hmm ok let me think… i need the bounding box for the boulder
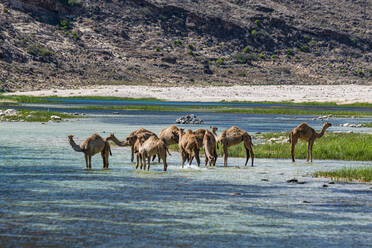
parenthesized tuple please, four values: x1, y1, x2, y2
(176, 114, 204, 124)
(50, 115, 62, 121)
(4, 109, 17, 116)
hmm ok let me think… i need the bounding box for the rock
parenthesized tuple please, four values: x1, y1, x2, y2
(302, 200, 311, 204)
(4, 109, 17, 116)
(176, 114, 204, 124)
(231, 193, 241, 196)
(26, 114, 33, 119)
(261, 178, 269, 181)
(50, 115, 62, 121)
(328, 181, 335, 184)
(322, 184, 328, 188)
(0, 110, 4, 116)
(113, 112, 119, 115)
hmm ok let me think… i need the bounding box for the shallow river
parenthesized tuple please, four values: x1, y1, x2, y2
(0, 117, 371, 247)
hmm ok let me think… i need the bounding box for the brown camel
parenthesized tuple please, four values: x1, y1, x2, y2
(178, 128, 200, 168)
(106, 132, 155, 168)
(192, 128, 206, 148)
(137, 135, 171, 171)
(156, 125, 179, 162)
(217, 126, 254, 167)
(112, 128, 155, 162)
(67, 134, 112, 169)
(159, 125, 180, 146)
(289, 122, 332, 162)
(203, 129, 217, 166)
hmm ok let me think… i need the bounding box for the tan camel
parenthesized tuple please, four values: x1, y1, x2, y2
(217, 126, 254, 167)
(67, 134, 112, 169)
(137, 135, 171, 171)
(178, 128, 200, 168)
(110, 128, 155, 162)
(159, 125, 180, 146)
(192, 128, 206, 148)
(203, 129, 217, 166)
(289, 122, 332, 162)
(156, 125, 179, 162)
(106, 132, 154, 168)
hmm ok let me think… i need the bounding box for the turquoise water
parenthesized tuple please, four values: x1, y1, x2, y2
(0, 119, 371, 247)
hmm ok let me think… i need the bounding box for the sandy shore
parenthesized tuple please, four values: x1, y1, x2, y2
(7, 85, 372, 103)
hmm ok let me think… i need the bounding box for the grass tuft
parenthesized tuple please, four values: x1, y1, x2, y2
(314, 166, 372, 182)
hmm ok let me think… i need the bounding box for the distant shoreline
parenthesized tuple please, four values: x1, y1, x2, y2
(6, 85, 372, 104)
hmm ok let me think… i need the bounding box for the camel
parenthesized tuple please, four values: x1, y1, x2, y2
(217, 126, 254, 167)
(111, 128, 155, 162)
(203, 129, 217, 166)
(106, 132, 154, 168)
(289, 122, 332, 162)
(67, 134, 112, 169)
(137, 135, 171, 171)
(192, 128, 207, 148)
(178, 128, 200, 168)
(156, 125, 179, 162)
(158, 125, 180, 146)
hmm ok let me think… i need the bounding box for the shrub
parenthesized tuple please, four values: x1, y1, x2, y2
(238, 72, 246, 77)
(231, 53, 257, 64)
(154, 47, 161, 52)
(299, 45, 310, 52)
(3, 7, 8, 13)
(27, 44, 52, 57)
(286, 49, 294, 56)
(254, 20, 260, 25)
(243, 46, 250, 53)
(173, 40, 183, 47)
(72, 32, 79, 40)
(188, 44, 195, 51)
(251, 30, 257, 35)
(227, 70, 233, 74)
(216, 58, 224, 66)
(258, 53, 265, 59)
(156, 32, 161, 36)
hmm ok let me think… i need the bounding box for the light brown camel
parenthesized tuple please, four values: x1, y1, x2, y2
(203, 129, 217, 166)
(192, 128, 207, 148)
(217, 126, 254, 167)
(137, 135, 171, 171)
(112, 128, 155, 162)
(156, 125, 179, 162)
(106, 132, 155, 168)
(159, 125, 180, 146)
(178, 128, 200, 168)
(67, 134, 112, 169)
(289, 122, 332, 162)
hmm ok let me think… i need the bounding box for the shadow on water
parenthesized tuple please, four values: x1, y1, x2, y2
(1, 159, 371, 247)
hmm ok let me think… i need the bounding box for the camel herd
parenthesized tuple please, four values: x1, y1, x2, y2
(67, 122, 332, 171)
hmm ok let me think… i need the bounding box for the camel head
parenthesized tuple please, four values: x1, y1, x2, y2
(171, 130, 179, 143)
(323, 122, 332, 129)
(210, 126, 218, 133)
(106, 133, 115, 140)
(178, 128, 185, 137)
(124, 136, 136, 146)
(67, 134, 74, 141)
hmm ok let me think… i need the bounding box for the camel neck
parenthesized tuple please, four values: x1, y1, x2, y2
(109, 135, 126, 146)
(316, 126, 328, 138)
(69, 138, 83, 152)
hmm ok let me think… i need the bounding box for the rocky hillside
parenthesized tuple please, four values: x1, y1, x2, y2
(0, 0, 371, 91)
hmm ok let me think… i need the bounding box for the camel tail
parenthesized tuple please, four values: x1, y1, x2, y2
(166, 146, 171, 156)
(289, 132, 293, 144)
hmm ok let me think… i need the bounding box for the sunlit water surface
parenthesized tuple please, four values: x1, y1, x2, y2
(0, 118, 371, 247)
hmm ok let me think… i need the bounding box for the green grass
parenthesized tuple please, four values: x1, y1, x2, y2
(171, 133, 372, 161)
(361, 122, 372, 127)
(314, 166, 372, 182)
(1, 109, 78, 122)
(220, 100, 372, 108)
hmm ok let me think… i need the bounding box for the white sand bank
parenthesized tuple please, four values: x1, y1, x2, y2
(7, 85, 372, 103)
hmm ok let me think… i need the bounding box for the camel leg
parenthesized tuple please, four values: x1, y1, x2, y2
(147, 156, 151, 171)
(142, 155, 146, 170)
(309, 140, 315, 162)
(290, 136, 297, 162)
(161, 151, 168, 171)
(132, 145, 137, 163)
(101, 151, 106, 168)
(105, 150, 109, 168)
(195, 148, 200, 167)
(205, 156, 208, 166)
(244, 141, 254, 167)
(213, 150, 218, 166)
(88, 155, 92, 169)
(84, 153, 88, 169)
(136, 153, 140, 169)
(223, 145, 228, 167)
(181, 151, 186, 168)
(306, 141, 311, 162)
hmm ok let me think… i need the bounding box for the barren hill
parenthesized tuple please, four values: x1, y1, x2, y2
(0, 0, 371, 91)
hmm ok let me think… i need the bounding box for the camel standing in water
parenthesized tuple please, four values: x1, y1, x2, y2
(67, 134, 112, 169)
(203, 129, 217, 166)
(137, 135, 171, 171)
(289, 122, 332, 162)
(178, 128, 200, 168)
(115, 128, 155, 162)
(217, 126, 254, 167)
(106, 132, 154, 168)
(157, 125, 179, 162)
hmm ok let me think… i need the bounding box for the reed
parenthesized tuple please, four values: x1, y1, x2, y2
(314, 166, 372, 182)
